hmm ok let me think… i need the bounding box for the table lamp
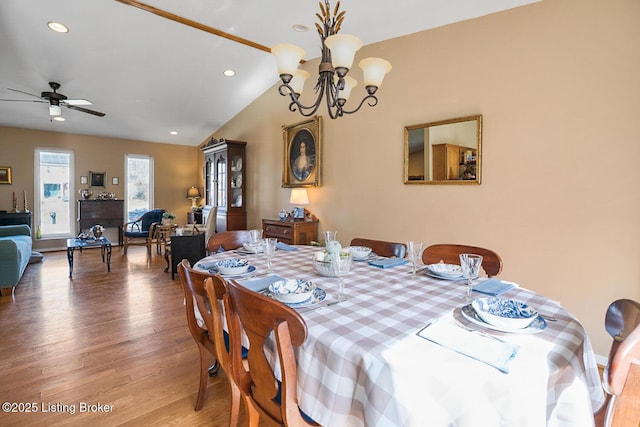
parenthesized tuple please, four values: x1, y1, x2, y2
(289, 188, 309, 219)
(186, 186, 201, 210)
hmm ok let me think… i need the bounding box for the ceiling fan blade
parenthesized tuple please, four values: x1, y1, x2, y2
(0, 98, 45, 103)
(64, 99, 93, 106)
(8, 87, 42, 99)
(66, 104, 106, 117)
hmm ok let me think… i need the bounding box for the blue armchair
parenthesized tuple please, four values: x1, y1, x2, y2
(123, 209, 165, 255)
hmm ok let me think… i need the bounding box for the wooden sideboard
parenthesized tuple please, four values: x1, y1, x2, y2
(262, 218, 318, 245)
(0, 212, 32, 227)
(77, 200, 124, 245)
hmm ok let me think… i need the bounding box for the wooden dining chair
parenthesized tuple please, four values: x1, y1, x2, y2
(224, 278, 320, 427)
(206, 230, 251, 254)
(422, 243, 503, 277)
(177, 259, 242, 425)
(594, 299, 640, 427)
(350, 237, 406, 258)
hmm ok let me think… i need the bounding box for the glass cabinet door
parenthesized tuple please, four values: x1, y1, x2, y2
(230, 155, 243, 208)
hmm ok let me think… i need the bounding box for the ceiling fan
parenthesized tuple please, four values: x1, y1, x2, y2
(0, 82, 106, 117)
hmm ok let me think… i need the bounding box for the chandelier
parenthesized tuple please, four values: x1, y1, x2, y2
(271, 1, 392, 119)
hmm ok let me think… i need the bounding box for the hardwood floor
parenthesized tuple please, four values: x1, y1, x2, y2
(0, 246, 248, 426)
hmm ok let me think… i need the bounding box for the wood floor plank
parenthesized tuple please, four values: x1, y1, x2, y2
(0, 247, 250, 426)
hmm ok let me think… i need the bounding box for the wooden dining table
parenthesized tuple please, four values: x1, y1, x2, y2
(196, 245, 605, 427)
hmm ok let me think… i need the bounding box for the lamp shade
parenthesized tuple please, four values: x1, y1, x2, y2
(289, 188, 309, 205)
(289, 69, 310, 95)
(324, 34, 363, 70)
(186, 186, 201, 199)
(359, 57, 392, 88)
(271, 43, 306, 76)
(49, 105, 62, 116)
(336, 76, 358, 101)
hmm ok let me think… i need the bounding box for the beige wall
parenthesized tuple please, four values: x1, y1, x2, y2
(205, 0, 640, 356)
(0, 126, 200, 250)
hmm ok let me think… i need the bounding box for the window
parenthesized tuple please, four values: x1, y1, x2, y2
(35, 148, 74, 238)
(125, 154, 153, 221)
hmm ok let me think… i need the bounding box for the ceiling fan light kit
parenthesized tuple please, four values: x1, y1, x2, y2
(271, 0, 392, 119)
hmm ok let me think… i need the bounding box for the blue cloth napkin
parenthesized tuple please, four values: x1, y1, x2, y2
(368, 257, 408, 269)
(276, 242, 298, 251)
(237, 274, 285, 292)
(417, 318, 520, 373)
(473, 278, 515, 296)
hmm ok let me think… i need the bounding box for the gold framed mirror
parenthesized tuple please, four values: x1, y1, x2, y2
(404, 115, 482, 185)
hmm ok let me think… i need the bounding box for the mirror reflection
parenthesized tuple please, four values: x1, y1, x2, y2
(404, 115, 482, 185)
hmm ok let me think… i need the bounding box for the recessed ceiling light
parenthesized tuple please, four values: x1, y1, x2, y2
(169, 130, 178, 135)
(223, 69, 236, 77)
(53, 116, 65, 122)
(47, 21, 69, 33)
(292, 24, 309, 32)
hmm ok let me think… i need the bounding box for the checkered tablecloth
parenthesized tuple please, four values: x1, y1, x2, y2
(198, 246, 604, 427)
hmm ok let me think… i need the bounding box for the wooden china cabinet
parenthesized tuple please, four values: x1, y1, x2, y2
(201, 138, 247, 232)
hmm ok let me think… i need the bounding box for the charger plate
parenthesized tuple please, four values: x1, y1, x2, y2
(455, 304, 547, 334)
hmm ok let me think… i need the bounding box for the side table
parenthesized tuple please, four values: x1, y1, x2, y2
(262, 218, 319, 245)
(66, 237, 112, 278)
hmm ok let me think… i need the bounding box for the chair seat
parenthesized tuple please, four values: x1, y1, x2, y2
(124, 231, 150, 238)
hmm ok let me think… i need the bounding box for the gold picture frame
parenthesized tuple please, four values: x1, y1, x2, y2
(0, 166, 12, 184)
(282, 116, 322, 187)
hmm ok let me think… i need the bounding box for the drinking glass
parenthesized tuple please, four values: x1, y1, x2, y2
(407, 241, 424, 276)
(264, 238, 277, 272)
(333, 253, 352, 302)
(249, 229, 262, 243)
(459, 253, 483, 301)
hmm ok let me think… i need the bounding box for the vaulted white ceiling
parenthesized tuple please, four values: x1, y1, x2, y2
(0, 0, 539, 146)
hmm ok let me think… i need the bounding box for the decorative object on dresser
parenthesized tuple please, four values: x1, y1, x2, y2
(201, 138, 246, 231)
(289, 188, 310, 219)
(282, 116, 322, 187)
(77, 199, 124, 246)
(262, 218, 318, 246)
(271, 0, 391, 119)
(186, 186, 201, 210)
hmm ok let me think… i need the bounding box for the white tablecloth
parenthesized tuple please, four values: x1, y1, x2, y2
(196, 246, 604, 426)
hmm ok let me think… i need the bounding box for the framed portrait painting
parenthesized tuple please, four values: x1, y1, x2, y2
(90, 171, 106, 187)
(282, 116, 322, 187)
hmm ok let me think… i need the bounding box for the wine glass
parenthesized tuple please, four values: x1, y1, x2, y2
(407, 241, 424, 276)
(333, 253, 352, 302)
(264, 238, 277, 273)
(459, 253, 483, 301)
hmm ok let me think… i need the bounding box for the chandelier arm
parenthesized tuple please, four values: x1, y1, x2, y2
(338, 94, 379, 115)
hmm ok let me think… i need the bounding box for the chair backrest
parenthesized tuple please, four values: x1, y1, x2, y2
(422, 243, 503, 277)
(203, 206, 218, 244)
(350, 237, 406, 258)
(177, 259, 215, 346)
(206, 230, 251, 254)
(224, 279, 314, 426)
(140, 209, 165, 231)
(595, 299, 640, 427)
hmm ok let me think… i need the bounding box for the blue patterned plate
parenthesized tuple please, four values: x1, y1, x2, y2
(206, 264, 257, 278)
(264, 287, 326, 308)
(459, 304, 547, 334)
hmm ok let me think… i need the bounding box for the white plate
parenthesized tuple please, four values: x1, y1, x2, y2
(426, 263, 463, 278)
(458, 304, 547, 334)
(352, 252, 377, 262)
(207, 264, 257, 278)
(264, 287, 327, 308)
(425, 270, 463, 281)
